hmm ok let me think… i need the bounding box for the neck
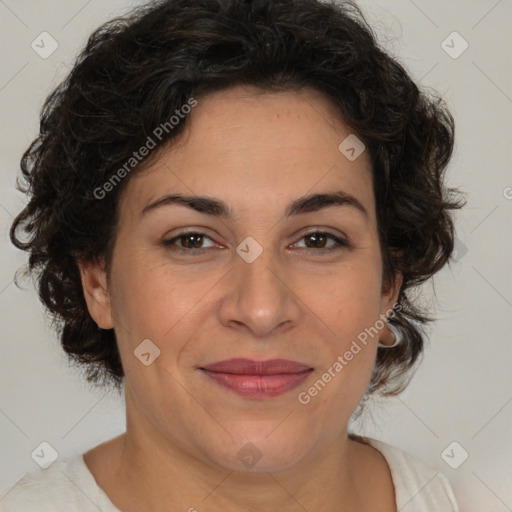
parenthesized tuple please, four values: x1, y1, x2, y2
(98, 391, 368, 512)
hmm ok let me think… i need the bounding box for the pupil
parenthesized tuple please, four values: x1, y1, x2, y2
(183, 234, 202, 248)
(307, 233, 326, 248)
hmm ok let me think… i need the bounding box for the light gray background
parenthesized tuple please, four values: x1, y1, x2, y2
(0, 1, 511, 511)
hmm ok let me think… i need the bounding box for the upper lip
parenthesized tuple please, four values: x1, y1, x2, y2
(200, 358, 313, 375)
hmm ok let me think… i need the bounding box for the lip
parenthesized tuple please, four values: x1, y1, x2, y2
(200, 358, 312, 375)
(199, 358, 313, 398)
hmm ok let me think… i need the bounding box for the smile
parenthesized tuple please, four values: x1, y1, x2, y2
(199, 369, 313, 398)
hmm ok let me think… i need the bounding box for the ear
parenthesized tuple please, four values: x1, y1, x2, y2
(380, 270, 403, 315)
(378, 271, 403, 346)
(77, 259, 114, 329)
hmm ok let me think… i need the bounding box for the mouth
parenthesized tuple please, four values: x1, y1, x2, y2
(198, 358, 314, 398)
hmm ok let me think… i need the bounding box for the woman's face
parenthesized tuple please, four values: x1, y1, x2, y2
(83, 85, 400, 472)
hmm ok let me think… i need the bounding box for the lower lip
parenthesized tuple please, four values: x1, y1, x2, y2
(200, 369, 313, 398)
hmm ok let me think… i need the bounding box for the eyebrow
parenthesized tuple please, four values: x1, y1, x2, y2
(140, 190, 368, 220)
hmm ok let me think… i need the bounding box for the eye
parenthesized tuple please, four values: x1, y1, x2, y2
(162, 232, 218, 254)
(292, 231, 350, 252)
(162, 230, 350, 255)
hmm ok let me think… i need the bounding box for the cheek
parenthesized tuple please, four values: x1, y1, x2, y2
(109, 238, 384, 359)
(109, 250, 216, 344)
(306, 259, 383, 328)
(303, 260, 383, 390)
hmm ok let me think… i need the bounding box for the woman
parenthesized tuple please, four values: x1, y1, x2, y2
(2, 0, 464, 510)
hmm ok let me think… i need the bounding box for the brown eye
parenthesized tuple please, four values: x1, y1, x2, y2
(177, 233, 204, 249)
(162, 232, 216, 253)
(293, 232, 349, 252)
(304, 233, 328, 249)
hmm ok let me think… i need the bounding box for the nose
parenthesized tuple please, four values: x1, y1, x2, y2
(218, 247, 302, 338)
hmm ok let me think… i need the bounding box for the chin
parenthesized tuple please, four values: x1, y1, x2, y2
(200, 432, 313, 473)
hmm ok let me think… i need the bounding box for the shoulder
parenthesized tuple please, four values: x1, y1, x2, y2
(351, 434, 460, 512)
(0, 454, 105, 512)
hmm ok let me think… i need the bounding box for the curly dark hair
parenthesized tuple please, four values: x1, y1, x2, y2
(10, 0, 465, 396)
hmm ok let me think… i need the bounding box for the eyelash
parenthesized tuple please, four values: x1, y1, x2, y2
(162, 231, 350, 255)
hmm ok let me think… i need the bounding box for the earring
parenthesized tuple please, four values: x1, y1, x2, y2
(378, 322, 402, 349)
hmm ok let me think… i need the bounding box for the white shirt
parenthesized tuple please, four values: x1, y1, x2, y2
(0, 436, 460, 511)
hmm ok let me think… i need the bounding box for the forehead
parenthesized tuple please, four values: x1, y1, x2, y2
(120, 85, 375, 221)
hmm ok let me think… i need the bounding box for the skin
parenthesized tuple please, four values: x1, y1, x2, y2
(79, 85, 402, 512)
